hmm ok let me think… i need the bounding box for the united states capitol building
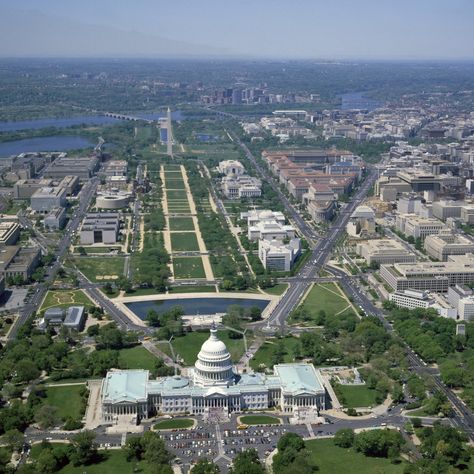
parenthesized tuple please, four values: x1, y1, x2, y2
(101, 327, 326, 422)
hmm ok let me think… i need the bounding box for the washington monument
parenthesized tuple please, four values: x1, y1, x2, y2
(166, 107, 173, 157)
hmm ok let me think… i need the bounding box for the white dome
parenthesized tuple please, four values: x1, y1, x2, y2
(199, 337, 230, 360)
(194, 327, 234, 386)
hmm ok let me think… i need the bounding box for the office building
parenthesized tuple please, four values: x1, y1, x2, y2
(346, 206, 376, 238)
(14, 178, 55, 199)
(0, 221, 20, 245)
(80, 213, 120, 245)
(447, 284, 473, 308)
(432, 200, 465, 221)
(44, 155, 99, 179)
(424, 231, 474, 261)
(395, 214, 446, 240)
(356, 239, 416, 265)
(44, 207, 67, 230)
(380, 254, 474, 293)
(104, 160, 128, 177)
(389, 290, 456, 318)
(0, 245, 41, 281)
(258, 238, 301, 272)
(30, 186, 67, 213)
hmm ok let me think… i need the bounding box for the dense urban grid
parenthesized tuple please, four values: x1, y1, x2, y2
(0, 59, 474, 473)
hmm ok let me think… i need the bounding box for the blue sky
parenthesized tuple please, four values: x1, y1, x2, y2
(1, 0, 474, 58)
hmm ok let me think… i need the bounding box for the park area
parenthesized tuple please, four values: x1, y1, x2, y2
(74, 256, 125, 282)
(170, 232, 200, 252)
(165, 177, 186, 187)
(166, 189, 187, 200)
(172, 256, 206, 279)
(118, 346, 158, 371)
(336, 384, 379, 408)
(249, 336, 301, 371)
(305, 438, 406, 473)
(30, 445, 146, 474)
(167, 202, 191, 214)
(41, 384, 86, 421)
(297, 283, 356, 320)
(158, 330, 250, 366)
(169, 217, 195, 231)
(40, 290, 93, 312)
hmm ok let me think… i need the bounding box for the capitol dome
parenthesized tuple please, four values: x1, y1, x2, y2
(194, 326, 234, 386)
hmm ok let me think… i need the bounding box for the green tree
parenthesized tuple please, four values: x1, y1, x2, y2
(123, 436, 143, 461)
(70, 430, 97, 466)
(35, 405, 60, 430)
(333, 428, 355, 448)
(419, 422, 470, 466)
(2, 429, 24, 451)
(15, 359, 40, 382)
(142, 432, 173, 473)
(273, 433, 312, 474)
(36, 449, 59, 474)
(191, 459, 220, 474)
(230, 449, 265, 474)
(353, 429, 404, 458)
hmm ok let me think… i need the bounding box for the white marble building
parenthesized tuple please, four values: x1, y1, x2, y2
(101, 327, 326, 422)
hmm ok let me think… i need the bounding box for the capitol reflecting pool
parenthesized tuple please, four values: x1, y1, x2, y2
(125, 297, 270, 319)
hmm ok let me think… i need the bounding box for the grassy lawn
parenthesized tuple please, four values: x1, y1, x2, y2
(74, 256, 125, 282)
(118, 346, 158, 371)
(336, 384, 379, 408)
(170, 233, 200, 252)
(263, 284, 288, 296)
(154, 418, 194, 430)
(165, 179, 186, 189)
(250, 336, 301, 371)
(166, 190, 188, 200)
(240, 415, 281, 425)
(43, 385, 86, 420)
(168, 285, 217, 293)
(123, 287, 164, 297)
(169, 217, 195, 231)
(159, 330, 251, 366)
(40, 290, 93, 312)
(167, 205, 191, 214)
(305, 438, 406, 474)
(298, 283, 355, 319)
(406, 406, 441, 418)
(173, 257, 206, 279)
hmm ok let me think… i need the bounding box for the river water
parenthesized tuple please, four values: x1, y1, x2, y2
(0, 110, 185, 132)
(0, 136, 94, 158)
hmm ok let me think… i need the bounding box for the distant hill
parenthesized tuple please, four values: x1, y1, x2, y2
(0, 8, 229, 57)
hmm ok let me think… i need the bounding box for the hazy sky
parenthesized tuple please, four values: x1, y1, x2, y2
(1, 0, 474, 59)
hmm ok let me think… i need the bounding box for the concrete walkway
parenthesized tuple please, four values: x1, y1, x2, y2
(84, 379, 103, 429)
(160, 165, 175, 279)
